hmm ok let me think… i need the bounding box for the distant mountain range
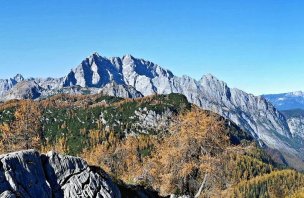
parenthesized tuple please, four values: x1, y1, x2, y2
(264, 91, 304, 110)
(1, 52, 304, 169)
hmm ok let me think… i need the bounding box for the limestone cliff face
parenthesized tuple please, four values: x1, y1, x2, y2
(0, 150, 121, 198)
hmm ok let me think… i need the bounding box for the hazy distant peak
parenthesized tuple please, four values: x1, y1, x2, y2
(122, 54, 134, 60)
(92, 51, 101, 57)
(289, 91, 304, 97)
(12, 74, 24, 82)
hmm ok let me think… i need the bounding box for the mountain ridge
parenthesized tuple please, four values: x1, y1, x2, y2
(0, 52, 303, 169)
(264, 91, 304, 110)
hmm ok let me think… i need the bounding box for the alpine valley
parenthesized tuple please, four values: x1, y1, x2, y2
(1, 52, 304, 197)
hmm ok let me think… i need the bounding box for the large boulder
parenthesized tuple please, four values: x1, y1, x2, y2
(0, 150, 51, 198)
(42, 151, 121, 198)
(0, 150, 122, 198)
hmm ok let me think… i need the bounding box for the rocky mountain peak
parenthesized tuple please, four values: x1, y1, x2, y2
(200, 73, 228, 88)
(1, 80, 43, 101)
(92, 51, 101, 56)
(0, 74, 26, 97)
(122, 54, 136, 66)
(122, 54, 134, 60)
(12, 74, 24, 82)
(199, 73, 231, 102)
(88, 52, 104, 64)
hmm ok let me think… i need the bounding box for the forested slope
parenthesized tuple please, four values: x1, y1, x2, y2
(0, 93, 303, 197)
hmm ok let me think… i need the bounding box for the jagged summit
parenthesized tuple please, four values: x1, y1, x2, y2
(2, 80, 43, 101)
(122, 54, 134, 60)
(12, 73, 24, 82)
(201, 73, 219, 80)
(0, 74, 25, 97)
(200, 73, 228, 90)
(92, 51, 100, 56)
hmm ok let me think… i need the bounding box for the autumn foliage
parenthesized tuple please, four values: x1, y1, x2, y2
(0, 94, 304, 197)
(0, 100, 41, 152)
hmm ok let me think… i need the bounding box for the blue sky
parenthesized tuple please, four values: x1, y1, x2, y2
(0, 0, 303, 95)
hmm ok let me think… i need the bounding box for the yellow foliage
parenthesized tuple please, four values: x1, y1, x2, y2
(41, 136, 69, 154)
(288, 188, 304, 198)
(141, 108, 230, 195)
(224, 170, 304, 198)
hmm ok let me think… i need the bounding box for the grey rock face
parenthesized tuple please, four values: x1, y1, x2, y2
(33, 77, 64, 90)
(42, 151, 121, 198)
(281, 109, 304, 139)
(99, 82, 143, 98)
(0, 74, 24, 97)
(1, 80, 43, 101)
(134, 107, 174, 134)
(63, 53, 124, 88)
(197, 75, 293, 152)
(0, 150, 121, 198)
(286, 116, 304, 138)
(0, 191, 17, 198)
(0, 150, 51, 198)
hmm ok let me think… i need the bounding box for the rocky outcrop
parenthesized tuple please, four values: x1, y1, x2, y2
(0, 150, 51, 198)
(0, 150, 121, 198)
(133, 107, 173, 134)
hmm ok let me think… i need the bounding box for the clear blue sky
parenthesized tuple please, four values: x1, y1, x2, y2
(0, 0, 303, 95)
